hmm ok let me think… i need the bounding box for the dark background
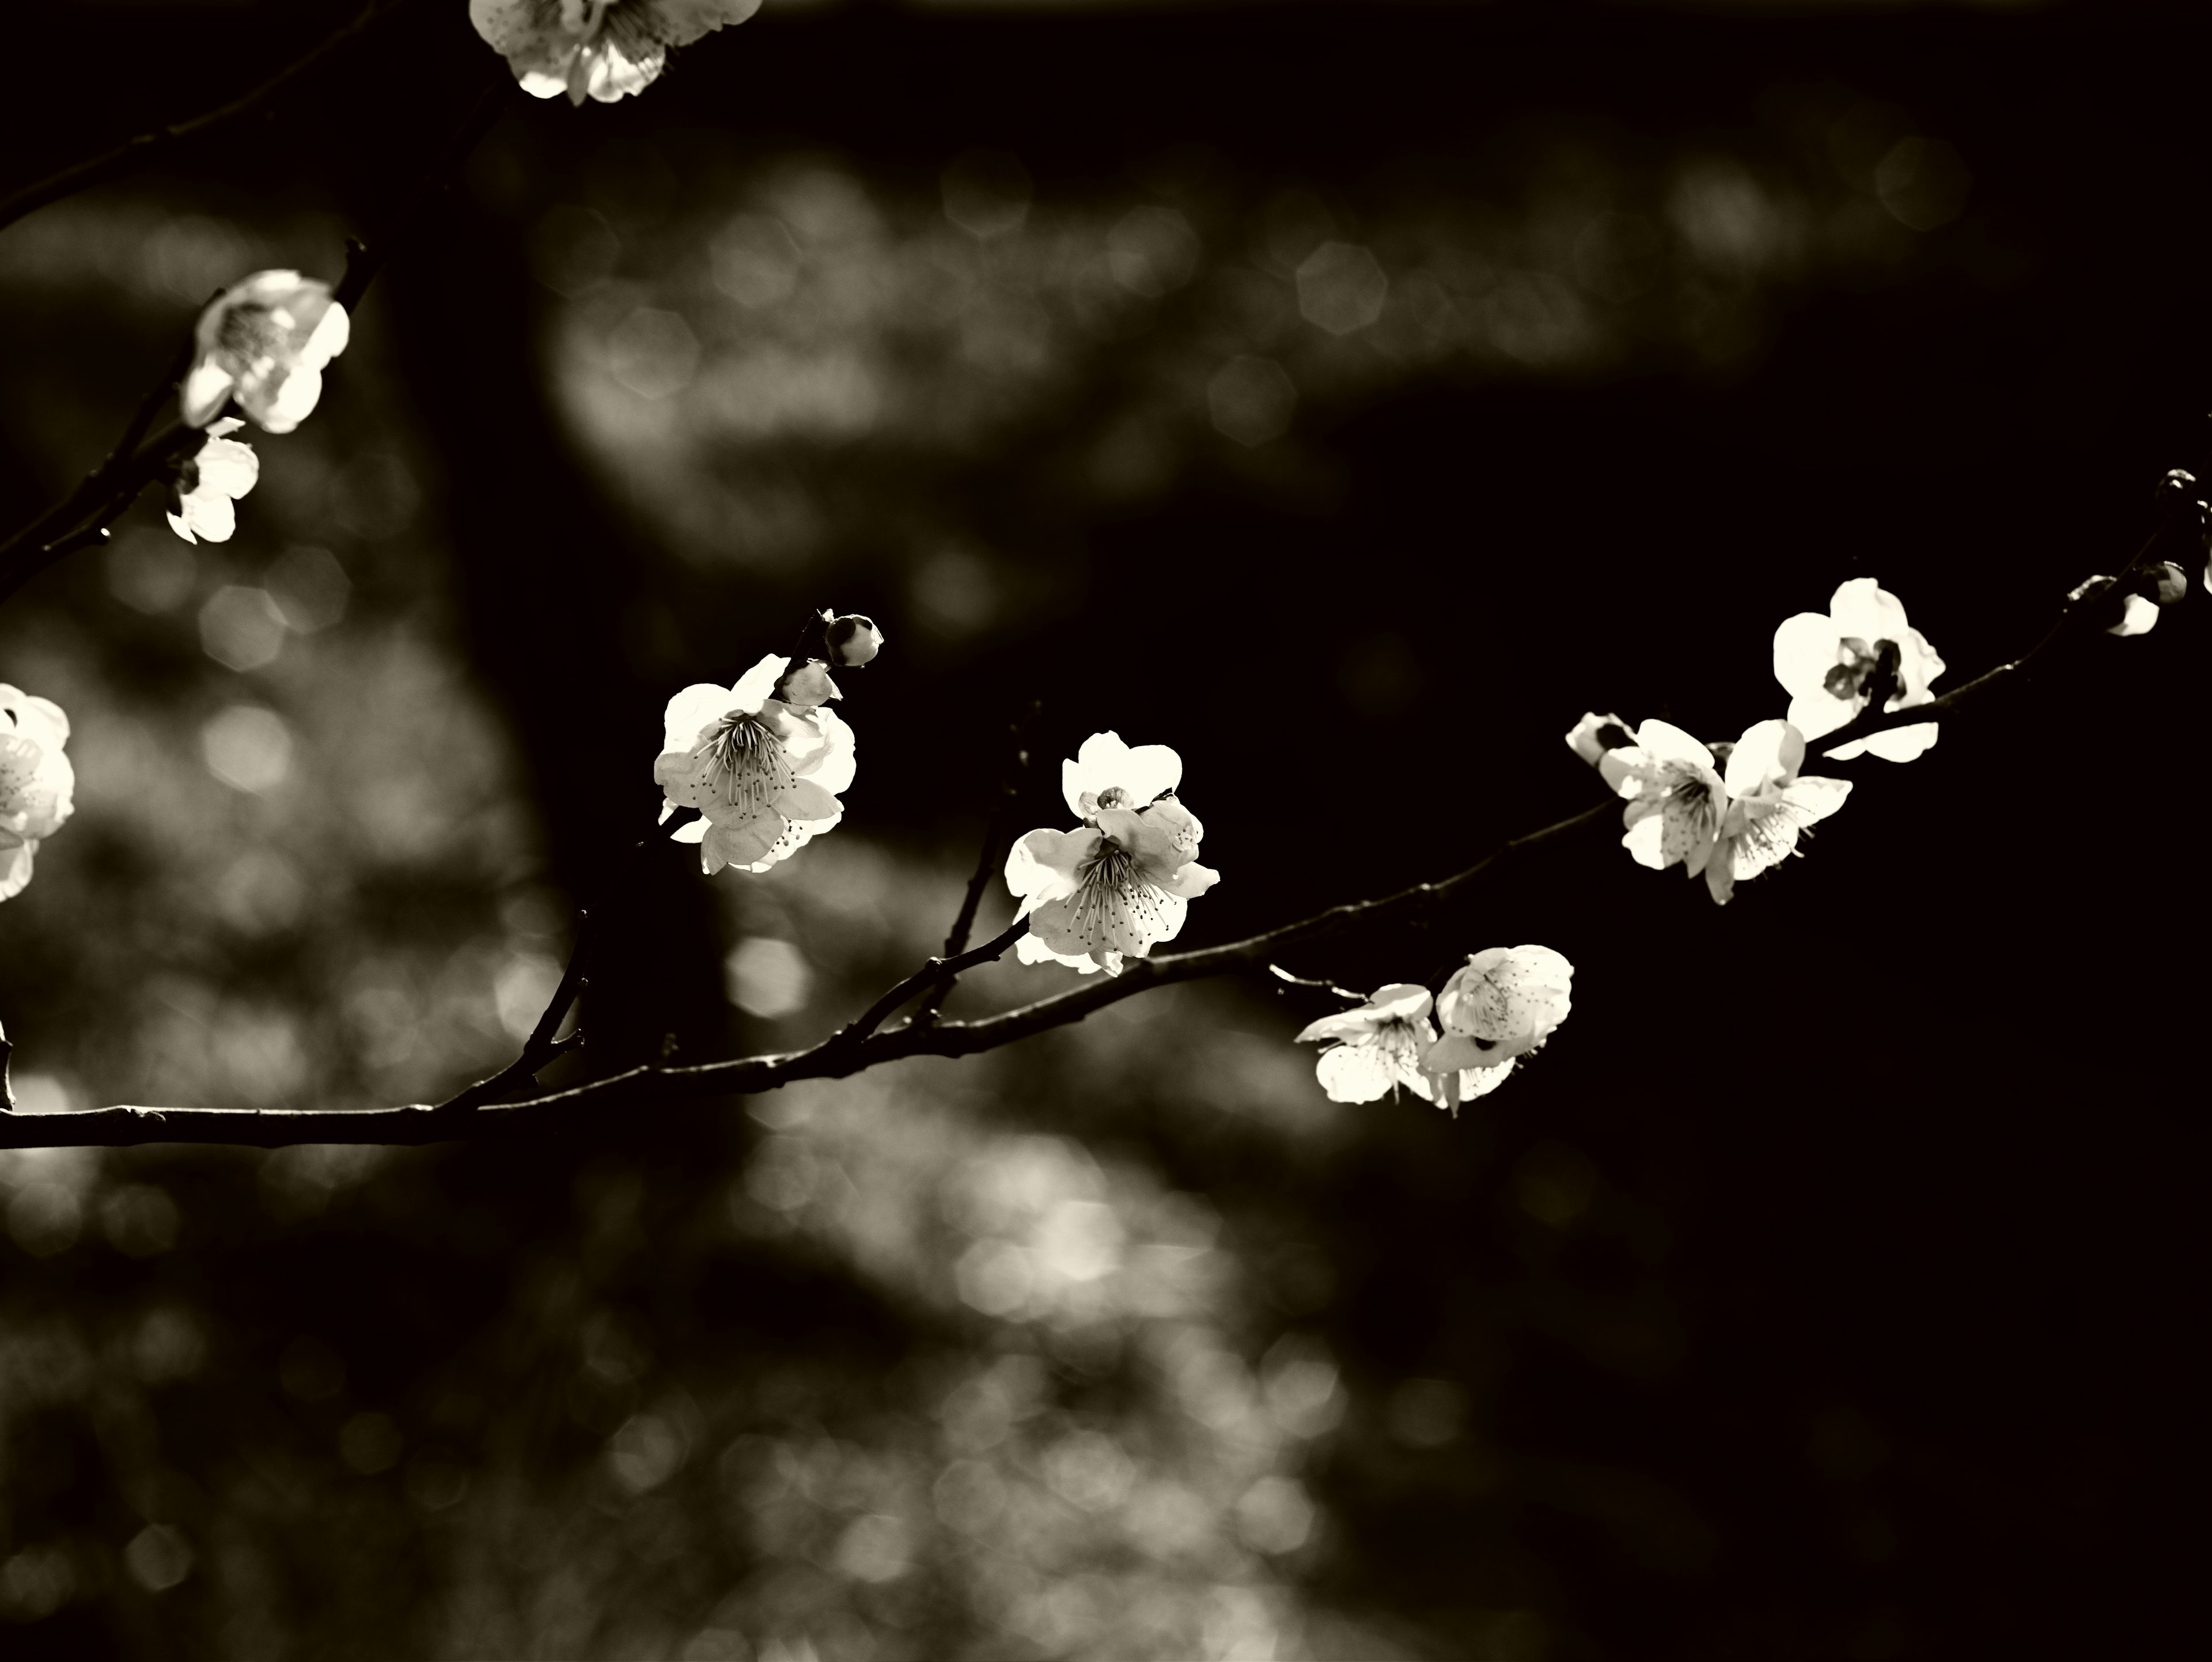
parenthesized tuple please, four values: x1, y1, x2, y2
(1, 1, 2206, 1657)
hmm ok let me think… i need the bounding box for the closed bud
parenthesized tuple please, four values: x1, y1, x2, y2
(823, 613, 884, 667)
(2146, 561, 2188, 605)
(1563, 710, 1632, 767)
(774, 660, 842, 707)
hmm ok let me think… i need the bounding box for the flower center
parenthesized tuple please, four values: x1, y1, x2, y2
(1060, 833, 1166, 948)
(702, 713, 791, 819)
(1823, 635, 1898, 702)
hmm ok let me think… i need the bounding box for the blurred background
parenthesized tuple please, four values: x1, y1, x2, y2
(2, 0, 2209, 1656)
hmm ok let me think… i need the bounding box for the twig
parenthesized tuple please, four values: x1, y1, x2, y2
(0, 63, 514, 607)
(0, 799, 1615, 1149)
(1267, 965, 1368, 1002)
(0, 0, 426, 237)
(831, 917, 1031, 1051)
(431, 914, 596, 1114)
(912, 700, 1042, 1027)
(1810, 486, 2192, 759)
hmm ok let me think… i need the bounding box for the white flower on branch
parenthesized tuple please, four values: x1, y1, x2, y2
(1296, 983, 1438, 1104)
(1420, 945, 1573, 1107)
(1705, 719, 1851, 906)
(181, 271, 350, 436)
(1006, 732, 1219, 976)
(1293, 981, 1510, 1109)
(1771, 578, 1945, 762)
(654, 653, 854, 876)
(1599, 718, 1726, 881)
(0, 686, 74, 903)
(470, 0, 762, 105)
(164, 418, 259, 545)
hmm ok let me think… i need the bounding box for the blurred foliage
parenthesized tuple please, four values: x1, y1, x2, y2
(3, 3, 2211, 1661)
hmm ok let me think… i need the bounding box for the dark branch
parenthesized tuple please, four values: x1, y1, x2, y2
(913, 699, 1041, 1027)
(1809, 487, 2191, 759)
(0, 0, 425, 237)
(0, 799, 1616, 1149)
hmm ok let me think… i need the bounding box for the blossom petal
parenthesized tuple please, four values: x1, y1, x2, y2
(804, 708, 858, 795)
(0, 839, 32, 902)
(1063, 731, 1183, 819)
(180, 359, 236, 427)
(1626, 720, 1714, 772)
(1723, 719, 1805, 797)
(661, 683, 739, 754)
(1827, 578, 1914, 647)
(1315, 1043, 1397, 1103)
(699, 816, 782, 874)
(1772, 611, 1846, 705)
(0, 689, 69, 754)
(729, 653, 787, 714)
(1431, 1057, 1516, 1111)
(1152, 861, 1218, 900)
(1846, 722, 1940, 763)
(1423, 1033, 1504, 1074)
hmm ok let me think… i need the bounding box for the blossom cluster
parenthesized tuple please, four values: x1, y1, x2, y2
(1294, 947, 1575, 1112)
(166, 270, 352, 548)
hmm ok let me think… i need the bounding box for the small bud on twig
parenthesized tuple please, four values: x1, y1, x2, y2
(2146, 561, 2189, 606)
(823, 613, 885, 668)
(774, 660, 842, 708)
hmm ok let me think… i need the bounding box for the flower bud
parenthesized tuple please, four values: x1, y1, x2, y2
(1563, 710, 1633, 767)
(774, 660, 841, 708)
(2146, 561, 2189, 605)
(823, 613, 884, 667)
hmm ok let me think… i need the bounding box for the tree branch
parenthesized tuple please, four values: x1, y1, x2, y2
(0, 0, 426, 237)
(1809, 485, 2192, 759)
(912, 699, 1041, 1027)
(0, 799, 1616, 1149)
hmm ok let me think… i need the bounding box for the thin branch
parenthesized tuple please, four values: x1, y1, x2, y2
(833, 918, 1032, 1051)
(431, 914, 594, 1114)
(0, 0, 426, 237)
(1810, 488, 2191, 759)
(0, 65, 514, 607)
(0, 798, 1615, 1150)
(913, 699, 1041, 1027)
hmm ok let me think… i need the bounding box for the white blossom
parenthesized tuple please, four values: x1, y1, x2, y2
(470, 0, 761, 105)
(1705, 720, 1851, 906)
(1599, 719, 1726, 880)
(1296, 983, 1437, 1104)
(0, 686, 75, 903)
(165, 419, 259, 544)
(181, 272, 350, 435)
(1421, 946, 1573, 1085)
(1006, 732, 1218, 975)
(654, 654, 853, 875)
(1771, 578, 1945, 762)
